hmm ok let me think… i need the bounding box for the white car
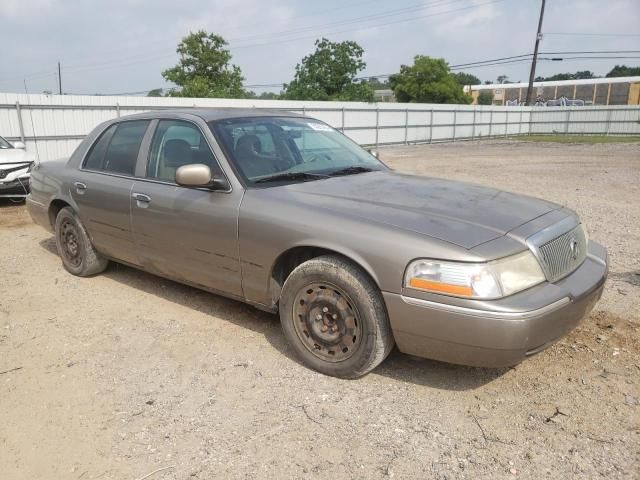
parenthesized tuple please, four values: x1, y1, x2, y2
(0, 135, 34, 199)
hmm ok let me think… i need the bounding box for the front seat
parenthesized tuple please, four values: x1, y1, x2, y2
(159, 138, 192, 181)
(234, 134, 276, 178)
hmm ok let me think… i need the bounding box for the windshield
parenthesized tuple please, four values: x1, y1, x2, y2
(0, 136, 13, 149)
(210, 116, 385, 185)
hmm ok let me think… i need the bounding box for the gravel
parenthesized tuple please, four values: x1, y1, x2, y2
(1, 140, 638, 479)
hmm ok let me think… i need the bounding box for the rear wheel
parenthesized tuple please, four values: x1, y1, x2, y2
(54, 207, 108, 276)
(279, 255, 394, 379)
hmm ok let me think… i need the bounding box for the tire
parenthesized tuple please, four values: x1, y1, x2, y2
(54, 207, 108, 276)
(279, 255, 394, 379)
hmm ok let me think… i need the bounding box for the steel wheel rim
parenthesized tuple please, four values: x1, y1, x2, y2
(60, 219, 82, 267)
(292, 282, 362, 363)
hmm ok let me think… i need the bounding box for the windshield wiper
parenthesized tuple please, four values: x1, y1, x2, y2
(253, 171, 329, 184)
(327, 165, 376, 177)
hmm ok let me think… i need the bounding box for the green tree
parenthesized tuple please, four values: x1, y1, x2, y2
(365, 77, 391, 90)
(282, 38, 374, 102)
(146, 88, 164, 97)
(162, 31, 246, 98)
(535, 70, 596, 81)
(247, 91, 281, 100)
(606, 65, 640, 77)
(388, 56, 470, 104)
(477, 90, 494, 105)
(452, 72, 481, 86)
(496, 74, 509, 84)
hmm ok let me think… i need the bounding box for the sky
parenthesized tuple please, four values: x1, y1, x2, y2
(1, 0, 639, 95)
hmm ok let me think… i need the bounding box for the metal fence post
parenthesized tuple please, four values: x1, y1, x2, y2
(428, 108, 434, 143)
(15, 101, 26, 144)
(341, 106, 345, 132)
(565, 109, 570, 135)
(488, 109, 493, 138)
(505, 109, 509, 138)
(518, 109, 523, 136)
(471, 108, 476, 141)
(452, 109, 457, 142)
(116, 103, 120, 118)
(375, 107, 379, 147)
(605, 108, 613, 136)
(404, 108, 409, 144)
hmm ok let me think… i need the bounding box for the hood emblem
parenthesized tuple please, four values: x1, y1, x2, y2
(569, 237, 580, 260)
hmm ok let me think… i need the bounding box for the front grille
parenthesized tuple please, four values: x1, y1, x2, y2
(536, 224, 587, 282)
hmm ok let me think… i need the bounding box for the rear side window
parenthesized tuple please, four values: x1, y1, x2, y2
(83, 120, 150, 176)
(84, 124, 116, 170)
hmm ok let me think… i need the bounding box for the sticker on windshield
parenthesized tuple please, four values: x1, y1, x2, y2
(307, 122, 333, 132)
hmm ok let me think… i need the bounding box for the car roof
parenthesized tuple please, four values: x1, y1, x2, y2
(119, 107, 304, 122)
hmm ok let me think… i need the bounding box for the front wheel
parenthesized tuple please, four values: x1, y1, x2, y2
(279, 255, 394, 379)
(54, 207, 108, 277)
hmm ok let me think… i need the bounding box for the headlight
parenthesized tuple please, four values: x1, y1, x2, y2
(405, 251, 545, 299)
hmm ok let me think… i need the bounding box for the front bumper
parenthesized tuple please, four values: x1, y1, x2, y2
(384, 241, 608, 367)
(0, 177, 30, 198)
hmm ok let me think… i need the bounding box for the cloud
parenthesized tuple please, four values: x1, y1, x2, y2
(0, 0, 637, 94)
(0, 0, 54, 18)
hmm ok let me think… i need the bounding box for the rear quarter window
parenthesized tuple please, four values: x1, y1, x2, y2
(83, 120, 150, 176)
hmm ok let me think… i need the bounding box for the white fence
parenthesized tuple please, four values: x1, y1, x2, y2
(1, 92, 639, 162)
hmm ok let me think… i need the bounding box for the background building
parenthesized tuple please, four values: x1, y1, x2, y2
(466, 76, 640, 106)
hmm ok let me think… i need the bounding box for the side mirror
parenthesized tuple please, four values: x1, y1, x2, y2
(12, 141, 26, 150)
(175, 164, 228, 190)
(367, 149, 379, 159)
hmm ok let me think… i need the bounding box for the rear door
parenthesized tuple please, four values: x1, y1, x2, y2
(130, 119, 243, 297)
(71, 120, 152, 265)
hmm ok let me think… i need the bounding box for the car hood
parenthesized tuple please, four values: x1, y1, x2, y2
(280, 171, 562, 249)
(0, 148, 34, 164)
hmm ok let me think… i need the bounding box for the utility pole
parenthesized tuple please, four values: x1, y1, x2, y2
(57, 61, 62, 95)
(525, 0, 546, 106)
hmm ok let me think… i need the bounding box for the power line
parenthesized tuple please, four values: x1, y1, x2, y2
(539, 50, 640, 55)
(59, 0, 389, 70)
(62, 0, 487, 74)
(226, 0, 467, 44)
(230, 0, 510, 50)
(70, 52, 640, 96)
(357, 50, 640, 79)
(544, 32, 640, 37)
(6, 0, 508, 83)
(449, 53, 533, 68)
(60, 0, 462, 73)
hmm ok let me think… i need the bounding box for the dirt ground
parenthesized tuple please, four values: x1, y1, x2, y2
(1, 140, 638, 480)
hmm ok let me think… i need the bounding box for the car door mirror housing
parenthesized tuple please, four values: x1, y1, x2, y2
(175, 163, 228, 190)
(367, 149, 379, 159)
(12, 141, 26, 149)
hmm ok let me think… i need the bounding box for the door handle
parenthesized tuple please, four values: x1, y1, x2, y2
(74, 182, 87, 195)
(132, 192, 152, 208)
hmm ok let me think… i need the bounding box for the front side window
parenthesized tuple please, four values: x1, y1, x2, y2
(210, 117, 385, 185)
(146, 120, 220, 182)
(0, 136, 13, 149)
(84, 120, 150, 176)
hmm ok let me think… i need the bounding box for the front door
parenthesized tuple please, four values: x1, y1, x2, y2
(71, 120, 151, 266)
(130, 119, 243, 297)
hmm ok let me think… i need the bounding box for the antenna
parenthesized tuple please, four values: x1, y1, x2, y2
(23, 79, 41, 166)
